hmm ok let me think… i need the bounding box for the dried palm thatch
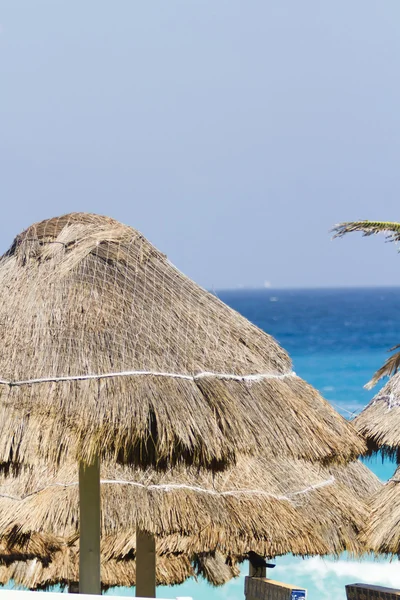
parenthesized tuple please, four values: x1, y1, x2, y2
(0, 457, 379, 559)
(102, 464, 380, 560)
(0, 529, 61, 563)
(353, 373, 400, 461)
(0, 493, 62, 560)
(0, 531, 59, 566)
(309, 460, 381, 555)
(360, 464, 400, 554)
(1, 552, 193, 590)
(0, 565, 11, 586)
(193, 552, 240, 586)
(0, 544, 240, 590)
(0, 213, 364, 469)
(328, 460, 381, 499)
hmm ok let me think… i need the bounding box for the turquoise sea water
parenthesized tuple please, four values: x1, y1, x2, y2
(6, 288, 400, 599)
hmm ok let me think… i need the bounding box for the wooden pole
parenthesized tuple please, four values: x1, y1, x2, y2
(136, 528, 156, 598)
(249, 562, 266, 578)
(79, 456, 101, 595)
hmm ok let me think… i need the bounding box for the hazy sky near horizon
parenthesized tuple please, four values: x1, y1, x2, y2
(2, 1, 400, 289)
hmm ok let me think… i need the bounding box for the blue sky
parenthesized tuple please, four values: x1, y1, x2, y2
(2, 1, 400, 289)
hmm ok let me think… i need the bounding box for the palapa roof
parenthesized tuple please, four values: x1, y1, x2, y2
(353, 375, 400, 555)
(0, 480, 62, 560)
(0, 457, 380, 558)
(0, 213, 364, 468)
(354, 372, 400, 460)
(328, 460, 382, 499)
(0, 530, 61, 564)
(0, 551, 196, 590)
(360, 464, 400, 555)
(0, 532, 58, 565)
(0, 532, 240, 589)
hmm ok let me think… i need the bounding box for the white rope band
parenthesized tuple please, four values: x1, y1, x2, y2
(0, 370, 296, 387)
(369, 393, 400, 411)
(0, 475, 334, 503)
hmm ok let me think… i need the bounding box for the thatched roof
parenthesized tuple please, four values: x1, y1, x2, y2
(328, 460, 382, 499)
(0, 213, 364, 468)
(193, 552, 240, 586)
(0, 457, 380, 558)
(0, 531, 59, 566)
(0, 495, 62, 560)
(354, 373, 400, 460)
(360, 464, 400, 555)
(1, 553, 191, 590)
(0, 530, 61, 564)
(0, 545, 239, 590)
(102, 460, 381, 560)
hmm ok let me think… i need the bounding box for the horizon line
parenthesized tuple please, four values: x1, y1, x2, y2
(212, 284, 400, 292)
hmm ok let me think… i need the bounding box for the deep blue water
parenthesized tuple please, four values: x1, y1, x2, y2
(220, 287, 400, 356)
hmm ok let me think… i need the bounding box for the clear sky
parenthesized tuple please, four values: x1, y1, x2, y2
(2, 1, 400, 289)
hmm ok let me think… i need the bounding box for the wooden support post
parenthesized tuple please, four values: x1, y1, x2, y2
(79, 456, 101, 595)
(249, 562, 266, 578)
(136, 528, 156, 598)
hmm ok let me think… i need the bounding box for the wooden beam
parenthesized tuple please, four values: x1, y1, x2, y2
(136, 528, 156, 598)
(249, 562, 266, 578)
(79, 456, 101, 595)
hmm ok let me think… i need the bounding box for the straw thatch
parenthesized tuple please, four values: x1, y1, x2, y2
(0, 544, 240, 590)
(360, 464, 400, 555)
(193, 552, 240, 586)
(350, 372, 400, 555)
(0, 213, 364, 469)
(0, 497, 62, 560)
(328, 460, 382, 499)
(0, 566, 11, 587)
(0, 457, 380, 559)
(0, 532, 59, 566)
(1, 552, 193, 590)
(353, 373, 400, 461)
(0, 529, 61, 564)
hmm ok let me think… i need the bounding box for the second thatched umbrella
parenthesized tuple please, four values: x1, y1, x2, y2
(350, 375, 400, 555)
(0, 457, 380, 559)
(0, 547, 240, 591)
(353, 372, 400, 462)
(1, 551, 194, 591)
(0, 459, 381, 596)
(359, 465, 400, 555)
(0, 213, 366, 593)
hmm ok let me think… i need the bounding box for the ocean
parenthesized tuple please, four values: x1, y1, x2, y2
(132, 288, 400, 600)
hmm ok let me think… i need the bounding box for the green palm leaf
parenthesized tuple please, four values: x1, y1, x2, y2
(332, 220, 400, 387)
(366, 345, 400, 389)
(332, 221, 400, 243)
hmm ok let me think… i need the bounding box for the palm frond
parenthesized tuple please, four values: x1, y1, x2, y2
(332, 221, 400, 243)
(365, 346, 400, 389)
